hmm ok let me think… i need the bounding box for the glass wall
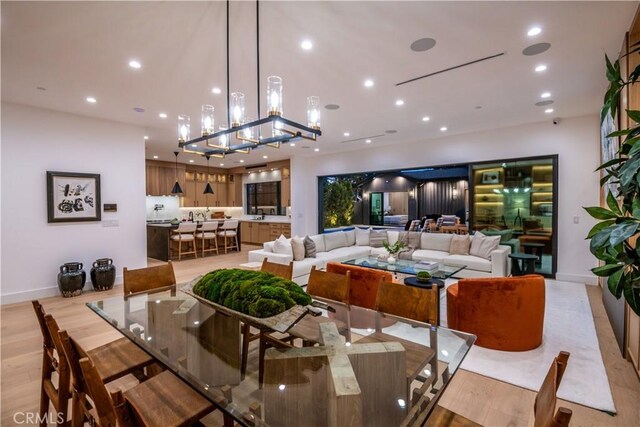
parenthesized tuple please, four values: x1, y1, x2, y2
(470, 156, 557, 276)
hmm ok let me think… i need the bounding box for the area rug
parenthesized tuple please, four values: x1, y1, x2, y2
(440, 279, 616, 413)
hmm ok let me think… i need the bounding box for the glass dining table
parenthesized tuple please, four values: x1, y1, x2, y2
(87, 287, 475, 427)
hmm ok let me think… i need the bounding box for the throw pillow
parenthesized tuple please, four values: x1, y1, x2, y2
(469, 231, 485, 257)
(369, 230, 388, 248)
(291, 235, 306, 261)
(303, 236, 317, 258)
(449, 234, 471, 255)
(355, 227, 371, 246)
(324, 231, 348, 252)
(272, 234, 293, 256)
(470, 232, 501, 259)
(309, 234, 326, 253)
(407, 231, 421, 249)
(345, 229, 356, 246)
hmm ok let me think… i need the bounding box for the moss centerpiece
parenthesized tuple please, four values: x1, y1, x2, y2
(192, 268, 312, 318)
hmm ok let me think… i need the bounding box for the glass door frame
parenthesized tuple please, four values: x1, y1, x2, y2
(468, 154, 558, 278)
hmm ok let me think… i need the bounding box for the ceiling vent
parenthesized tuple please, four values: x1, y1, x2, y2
(396, 52, 506, 86)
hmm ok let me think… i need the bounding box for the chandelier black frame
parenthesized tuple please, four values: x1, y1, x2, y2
(177, 0, 321, 158)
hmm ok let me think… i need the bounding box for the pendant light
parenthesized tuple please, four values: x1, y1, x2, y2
(171, 151, 183, 194)
(203, 155, 214, 195)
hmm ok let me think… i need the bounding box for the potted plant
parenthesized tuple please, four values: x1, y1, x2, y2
(584, 41, 640, 316)
(383, 241, 406, 264)
(416, 271, 432, 283)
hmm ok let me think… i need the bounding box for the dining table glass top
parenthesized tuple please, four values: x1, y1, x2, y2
(87, 288, 475, 427)
(343, 256, 467, 279)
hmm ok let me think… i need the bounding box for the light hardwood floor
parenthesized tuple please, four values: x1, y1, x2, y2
(2, 248, 639, 426)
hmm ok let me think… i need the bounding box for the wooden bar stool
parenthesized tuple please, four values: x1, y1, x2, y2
(170, 222, 197, 260)
(217, 219, 239, 253)
(196, 221, 219, 257)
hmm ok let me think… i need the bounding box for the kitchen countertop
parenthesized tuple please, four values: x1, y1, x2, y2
(239, 216, 291, 224)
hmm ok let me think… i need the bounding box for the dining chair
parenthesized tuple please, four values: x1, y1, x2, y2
(259, 266, 351, 385)
(357, 281, 439, 407)
(217, 219, 239, 253)
(60, 329, 214, 427)
(534, 351, 572, 427)
(170, 222, 197, 260)
(239, 258, 295, 379)
(34, 304, 155, 427)
(195, 221, 219, 256)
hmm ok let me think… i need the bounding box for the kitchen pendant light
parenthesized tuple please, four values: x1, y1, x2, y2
(177, 0, 321, 158)
(171, 151, 183, 194)
(203, 155, 214, 195)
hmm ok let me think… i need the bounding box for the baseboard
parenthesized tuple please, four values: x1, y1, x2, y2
(555, 272, 598, 286)
(1, 275, 124, 305)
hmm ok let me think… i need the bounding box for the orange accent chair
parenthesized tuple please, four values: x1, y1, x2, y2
(447, 275, 545, 351)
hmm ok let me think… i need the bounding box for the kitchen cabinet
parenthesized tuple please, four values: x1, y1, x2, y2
(241, 221, 290, 244)
(146, 163, 185, 196)
(281, 168, 291, 208)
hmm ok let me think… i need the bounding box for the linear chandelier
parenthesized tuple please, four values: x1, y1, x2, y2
(177, 0, 321, 158)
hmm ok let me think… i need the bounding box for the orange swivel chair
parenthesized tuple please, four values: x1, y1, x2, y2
(447, 275, 545, 351)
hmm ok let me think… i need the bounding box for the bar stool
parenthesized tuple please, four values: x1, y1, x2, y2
(217, 219, 239, 253)
(170, 223, 197, 260)
(196, 221, 219, 257)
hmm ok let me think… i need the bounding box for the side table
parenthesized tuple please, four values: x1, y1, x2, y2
(521, 242, 544, 267)
(509, 253, 538, 276)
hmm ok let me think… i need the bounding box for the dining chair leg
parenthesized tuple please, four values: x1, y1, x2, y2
(38, 356, 51, 427)
(241, 323, 250, 380)
(258, 331, 266, 387)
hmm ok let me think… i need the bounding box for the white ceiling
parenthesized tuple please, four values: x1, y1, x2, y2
(2, 1, 637, 168)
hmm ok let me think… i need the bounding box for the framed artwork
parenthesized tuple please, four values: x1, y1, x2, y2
(47, 171, 101, 223)
(481, 171, 501, 184)
(601, 111, 619, 197)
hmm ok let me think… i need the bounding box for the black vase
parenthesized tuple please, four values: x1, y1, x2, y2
(57, 262, 86, 297)
(90, 258, 116, 291)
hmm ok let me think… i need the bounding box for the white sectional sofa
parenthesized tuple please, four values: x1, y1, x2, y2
(247, 229, 511, 285)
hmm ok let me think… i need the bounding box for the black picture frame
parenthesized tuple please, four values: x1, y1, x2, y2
(47, 171, 101, 223)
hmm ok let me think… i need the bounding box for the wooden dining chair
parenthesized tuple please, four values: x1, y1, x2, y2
(534, 351, 572, 427)
(123, 261, 176, 299)
(60, 328, 214, 427)
(258, 267, 351, 385)
(357, 281, 439, 407)
(240, 258, 295, 379)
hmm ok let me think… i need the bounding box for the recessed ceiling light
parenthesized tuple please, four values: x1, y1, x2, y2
(325, 104, 340, 110)
(422, 116, 430, 122)
(410, 37, 436, 52)
(527, 27, 542, 37)
(212, 87, 222, 94)
(540, 92, 551, 98)
(153, 155, 158, 159)
(290, 143, 296, 147)
(189, 159, 194, 163)
(300, 40, 313, 50)
(86, 97, 97, 103)
(128, 60, 141, 69)
(240, 159, 245, 163)
(365, 139, 372, 143)
(220, 163, 224, 166)
(159, 113, 168, 118)
(440, 126, 448, 132)
(343, 132, 350, 137)
(364, 79, 374, 88)
(144, 135, 149, 140)
(535, 64, 547, 72)
(314, 148, 320, 152)
(263, 155, 268, 159)
(395, 99, 404, 106)
(545, 108, 554, 113)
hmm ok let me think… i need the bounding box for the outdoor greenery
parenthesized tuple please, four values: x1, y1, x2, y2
(585, 41, 640, 316)
(193, 269, 312, 318)
(323, 177, 356, 228)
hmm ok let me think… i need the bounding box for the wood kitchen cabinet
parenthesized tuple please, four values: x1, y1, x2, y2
(146, 162, 185, 196)
(241, 221, 290, 244)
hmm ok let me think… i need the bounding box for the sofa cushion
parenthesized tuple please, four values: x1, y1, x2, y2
(470, 232, 501, 260)
(291, 236, 306, 261)
(345, 229, 356, 246)
(444, 254, 491, 272)
(324, 231, 348, 252)
(315, 246, 371, 266)
(292, 257, 324, 279)
(412, 249, 449, 263)
(273, 234, 293, 256)
(398, 231, 421, 249)
(369, 230, 387, 248)
(420, 233, 454, 252)
(370, 247, 388, 257)
(303, 236, 316, 258)
(309, 234, 326, 253)
(449, 234, 471, 255)
(355, 227, 371, 246)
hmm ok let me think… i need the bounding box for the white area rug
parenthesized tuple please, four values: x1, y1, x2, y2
(440, 279, 616, 413)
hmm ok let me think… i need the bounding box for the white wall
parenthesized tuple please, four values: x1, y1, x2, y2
(1, 103, 147, 303)
(291, 115, 601, 284)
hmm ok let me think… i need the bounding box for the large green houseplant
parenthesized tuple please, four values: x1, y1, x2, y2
(585, 42, 640, 316)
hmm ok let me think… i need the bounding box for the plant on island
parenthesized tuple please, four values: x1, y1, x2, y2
(192, 268, 312, 318)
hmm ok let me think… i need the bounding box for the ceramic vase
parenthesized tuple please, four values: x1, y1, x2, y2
(90, 258, 116, 291)
(57, 262, 86, 297)
(387, 256, 397, 264)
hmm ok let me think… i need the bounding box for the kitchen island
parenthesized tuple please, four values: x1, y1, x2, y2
(147, 220, 242, 261)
